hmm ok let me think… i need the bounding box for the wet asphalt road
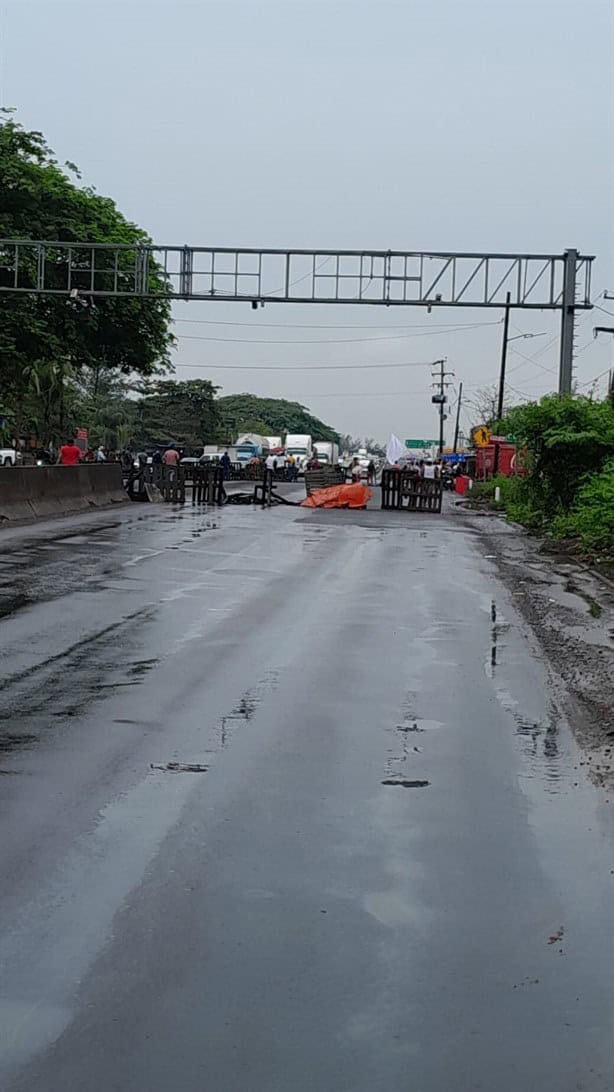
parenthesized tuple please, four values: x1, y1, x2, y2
(1, 498, 614, 1091)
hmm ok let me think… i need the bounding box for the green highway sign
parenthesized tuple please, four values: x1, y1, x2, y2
(405, 439, 437, 449)
(506, 434, 518, 443)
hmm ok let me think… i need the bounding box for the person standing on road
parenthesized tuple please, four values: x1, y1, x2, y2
(162, 444, 180, 468)
(95, 445, 106, 463)
(162, 443, 180, 481)
(220, 450, 232, 480)
(367, 460, 376, 486)
(351, 458, 362, 483)
(120, 448, 133, 473)
(57, 438, 82, 466)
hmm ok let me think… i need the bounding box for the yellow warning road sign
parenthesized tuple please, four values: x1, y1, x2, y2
(473, 426, 490, 448)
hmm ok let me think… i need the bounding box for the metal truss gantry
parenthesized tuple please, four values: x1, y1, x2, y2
(0, 241, 594, 393)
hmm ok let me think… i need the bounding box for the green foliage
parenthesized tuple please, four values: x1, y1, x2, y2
(466, 474, 522, 512)
(134, 380, 221, 449)
(552, 458, 614, 553)
(69, 366, 137, 449)
(0, 115, 172, 435)
(217, 394, 339, 444)
(500, 395, 614, 521)
(233, 417, 274, 437)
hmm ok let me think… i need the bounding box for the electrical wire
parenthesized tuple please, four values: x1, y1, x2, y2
(172, 316, 505, 332)
(301, 389, 433, 398)
(577, 367, 612, 389)
(172, 359, 437, 371)
(175, 320, 502, 345)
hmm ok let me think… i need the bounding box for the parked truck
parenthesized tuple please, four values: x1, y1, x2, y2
(312, 441, 339, 466)
(285, 434, 312, 471)
(236, 434, 270, 463)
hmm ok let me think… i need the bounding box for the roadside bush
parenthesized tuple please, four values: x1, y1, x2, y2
(494, 474, 545, 529)
(552, 458, 614, 553)
(501, 395, 614, 519)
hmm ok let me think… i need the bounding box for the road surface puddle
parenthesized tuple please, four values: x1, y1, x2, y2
(0, 733, 38, 753)
(150, 762, 209, 773)
(215, 671, 279, 749)
(381, 778, 430, 788)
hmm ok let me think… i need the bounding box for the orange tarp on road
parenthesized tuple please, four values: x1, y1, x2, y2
(301, 483, 373, 509)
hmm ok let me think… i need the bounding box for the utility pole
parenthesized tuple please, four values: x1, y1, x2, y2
(559, 247, 578, 395)
(497, 292, 511, 422)
(493, 294, 512, 476)
(431, 359, 454, 455)
(593, 327, 614, 406)
(453, 382, 463, 452)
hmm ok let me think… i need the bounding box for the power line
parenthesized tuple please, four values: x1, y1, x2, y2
(175, 320, 501, 345)
(508, 343, 557, 376)
(172, 359, 437, 371)
(302, 389, 433, 398)
(172, 316, 504, 332)
(577, 367, 612, 389)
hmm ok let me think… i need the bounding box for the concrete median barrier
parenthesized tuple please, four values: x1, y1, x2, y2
(0, 464, 128, 524)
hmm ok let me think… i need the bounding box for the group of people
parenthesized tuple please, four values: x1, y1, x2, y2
(350, 458, 377, 485)
(50, 439, 185, 472)
(261, 453, 298, 480)
(388, 457, 466, 481)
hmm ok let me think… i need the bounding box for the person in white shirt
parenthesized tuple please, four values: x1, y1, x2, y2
(423, 460, 437, 480)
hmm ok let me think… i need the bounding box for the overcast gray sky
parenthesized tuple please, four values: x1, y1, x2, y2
(3, 0, 614, 443)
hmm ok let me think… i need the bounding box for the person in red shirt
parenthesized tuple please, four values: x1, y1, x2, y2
(162, 444, 180, 468)
(57, 439, 82, 466)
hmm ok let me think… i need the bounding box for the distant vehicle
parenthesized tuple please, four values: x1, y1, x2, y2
(312, 441, 339, 465)
(0, 447, 20, 467)
(285, 434, 312, 473)
(236, 434, 270, 463)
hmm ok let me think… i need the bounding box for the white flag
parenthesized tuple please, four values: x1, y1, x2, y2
(386, 433, 405, 465)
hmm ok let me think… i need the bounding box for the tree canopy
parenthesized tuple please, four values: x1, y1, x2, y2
(216, 394, 339, 443)
(502, 394, 614, 515)
(0, 114, 172, 439)
(134, 380, 221, 449)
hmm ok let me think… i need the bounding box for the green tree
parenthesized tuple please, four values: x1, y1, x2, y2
(553, 458, 614, 551)
(217, 394, 339, 444)
(0, 114, 172, 438)
(233, 418, 274, 437)
(69, 366, 137, 449)
(135, 379, 221, 449)
(499, 394, 614, 525)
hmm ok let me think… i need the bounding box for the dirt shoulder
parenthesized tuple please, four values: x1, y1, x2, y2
(456, 502, 614, 788)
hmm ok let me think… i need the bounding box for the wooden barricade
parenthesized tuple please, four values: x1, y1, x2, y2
(304, 466, 345, 496)
(192, 463, 225, 505)
(130, 463, 186, 504)
(381, 469, 442, 514)
(253, 468, 274, 507)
